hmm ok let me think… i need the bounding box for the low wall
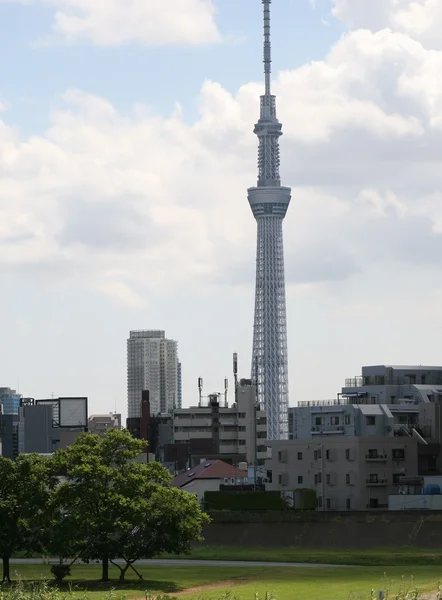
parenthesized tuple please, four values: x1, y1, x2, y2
(199, 511, 442, 548)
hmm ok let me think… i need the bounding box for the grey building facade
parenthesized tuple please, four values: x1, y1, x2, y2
(266, 436, 419, 510)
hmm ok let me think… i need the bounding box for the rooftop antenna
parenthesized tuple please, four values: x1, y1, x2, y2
(224, 378, 228, 408)
(233, 353, 238, 389)
(198, 377, 203, 408)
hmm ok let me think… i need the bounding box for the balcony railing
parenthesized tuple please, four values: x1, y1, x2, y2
(297, 399, 349, 407)
(345, 377, 364, 387)
(366, 478, 388, 486)
(311, 425, 345, 435)
(365, 454, 388, 462)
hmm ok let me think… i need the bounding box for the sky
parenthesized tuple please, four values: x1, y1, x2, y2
(1, 0, 442, 420)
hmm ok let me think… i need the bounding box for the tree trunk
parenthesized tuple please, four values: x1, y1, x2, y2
(101, 553, 109, 582)
(118, 565, 129, 583)
(129, 563, 143, 581)
(2, 556, 11, 585)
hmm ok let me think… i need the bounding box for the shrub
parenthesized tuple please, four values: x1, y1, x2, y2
(50, 564, 71, 583)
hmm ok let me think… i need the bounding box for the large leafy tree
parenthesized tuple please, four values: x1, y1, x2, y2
(0, 454, 54, 584)
(51, 429, 209, 582)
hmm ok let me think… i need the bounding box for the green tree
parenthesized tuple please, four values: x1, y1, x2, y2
(51, 429, 209, 582)
(0, 454, 54, 584)
(108, 484, 209, 582)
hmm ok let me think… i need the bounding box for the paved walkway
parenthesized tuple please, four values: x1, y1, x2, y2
(11, 558, 349, 568)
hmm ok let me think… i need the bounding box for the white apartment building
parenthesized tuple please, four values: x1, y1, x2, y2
(266, 436, 418, 510)
(88, 413, 121, 435)
(290, 365, 442, 442)
(342, 365, 442, 406)
(173, 381, 268, 466)
(127, 330, 178, 418)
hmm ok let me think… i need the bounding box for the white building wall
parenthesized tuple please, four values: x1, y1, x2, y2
(180, 478, 221, 503)
(127, 330, 178, 418)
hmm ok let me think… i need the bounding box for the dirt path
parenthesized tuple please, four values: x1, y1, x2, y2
(130, 577, 253, 599)
(174, 577, 253, 597)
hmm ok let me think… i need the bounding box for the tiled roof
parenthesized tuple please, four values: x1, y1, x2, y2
(171, 459, 247, 488)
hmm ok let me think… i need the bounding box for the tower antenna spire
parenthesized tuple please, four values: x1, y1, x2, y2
(263, 0, 272, 97)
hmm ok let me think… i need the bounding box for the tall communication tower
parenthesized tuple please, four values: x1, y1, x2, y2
(248, 0, 291, 440)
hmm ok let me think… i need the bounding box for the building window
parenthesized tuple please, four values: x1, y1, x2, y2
(346, 474, 350, 485)
(317, 496, 323, 508)
(326, 474, 330, 484)
(346, 498, 351, 509)
(314, 448, 322, 461)
(278, 450, 287, 462)
(345, 415, 351, 425)
(368, 474, 379, 483)
(298, 476, 303, 484)
(238, 426, 246, 431)
(345, 449, 350, 460)
(238, 440, 246, 445)
(326, 498, 331, 509)
(315, 417, 324, 426)
(330, 416, 339, 425)
(297, 452, 303, 460)
(392, 448, 405, 460)
(393, 473, 402, 484)
(366, 416, 376, 426)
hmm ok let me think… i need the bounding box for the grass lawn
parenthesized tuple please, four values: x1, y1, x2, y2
(6, 564, 442, 600)
(166, 546, 442, 566)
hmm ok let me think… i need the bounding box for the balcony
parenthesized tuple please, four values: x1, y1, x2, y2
(220, 431, 238, 440)
(366, 478, 388, 487)
(311, 425, 345, 435)
(365, 453, 388, 462)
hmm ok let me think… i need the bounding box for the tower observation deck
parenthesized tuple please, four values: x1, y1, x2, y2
(248, 0, 291, 440)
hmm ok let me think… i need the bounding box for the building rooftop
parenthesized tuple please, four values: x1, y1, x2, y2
(363, 365, 442, 371)
(358, 405, 385, 416)
(171, 460, 247, 489)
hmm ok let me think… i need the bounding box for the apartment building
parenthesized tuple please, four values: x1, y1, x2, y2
(127, 330, 179, 418)
(342, 365, 442, 405)
(292, 402, 433, 439)
(173, 380, 267, 467)
(288, 365, 442, 476)
(266, 436, 418, 510)
(88, 413, 121, 435)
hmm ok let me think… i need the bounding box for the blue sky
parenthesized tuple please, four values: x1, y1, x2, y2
(0, 1, 343, 133)
(1, 0, 442, 420)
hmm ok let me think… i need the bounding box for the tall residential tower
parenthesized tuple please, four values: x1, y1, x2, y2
(127, 330, 179, 418)
(249, 0, 291, 440)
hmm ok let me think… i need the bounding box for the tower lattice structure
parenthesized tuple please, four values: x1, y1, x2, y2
(248, 0, 291, 440)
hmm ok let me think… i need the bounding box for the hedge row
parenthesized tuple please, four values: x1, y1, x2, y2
(204, 491, 288, 511)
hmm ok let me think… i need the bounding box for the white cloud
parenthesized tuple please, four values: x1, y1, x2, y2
(2, 27, 442, 309)
(0, 0, 221, 46)
(331, 0, 442, 48)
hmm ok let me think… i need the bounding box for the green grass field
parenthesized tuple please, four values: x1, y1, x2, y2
(166, 545, 442, 566)
(6, 563, 442, 600)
